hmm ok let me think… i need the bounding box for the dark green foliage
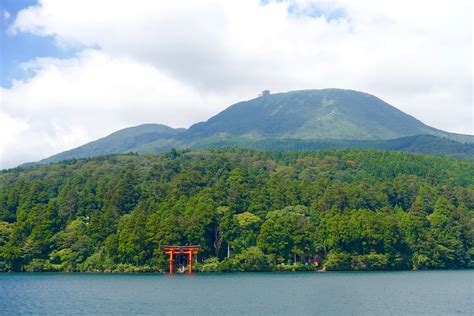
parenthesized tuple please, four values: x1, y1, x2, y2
(192, 135, 474, 159)
(25, 90, 474, 168)
(1, 148, 473, 272)
(258, 206, 314, 263)
(185, 89, 472, 142)
(218, 247, 273, 272)
(30, 124, 185, 166)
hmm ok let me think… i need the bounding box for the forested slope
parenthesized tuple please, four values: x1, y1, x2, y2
(184, 89, 473, 142)
(28, 89, 474, 167)
(1, 149, 473, 272)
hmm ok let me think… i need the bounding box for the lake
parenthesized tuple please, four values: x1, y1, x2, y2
(0, 271, 472, 315)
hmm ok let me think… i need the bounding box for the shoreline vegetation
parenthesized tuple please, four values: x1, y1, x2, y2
(3, 268, 473, 274)
(1, 148, 473, 273)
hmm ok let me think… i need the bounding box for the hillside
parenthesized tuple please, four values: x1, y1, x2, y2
(1, 149, 473, 272)
(34, 124, 185, 165)
(190, 134, 474, 159)
(23, 89, 474, 166)
(184, 89, 472, 142)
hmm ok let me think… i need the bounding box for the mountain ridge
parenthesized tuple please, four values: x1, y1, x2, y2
(21, 89, 474, 166)
(28, 124, 185, 166)
(185, 89, 471, 142)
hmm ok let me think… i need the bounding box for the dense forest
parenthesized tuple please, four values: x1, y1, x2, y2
(34, 89, 474, 167)
(0, 148, 473, 272)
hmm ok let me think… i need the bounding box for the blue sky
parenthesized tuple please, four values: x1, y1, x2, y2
(0, 0, 79, 87)
(0, 0, 346, 88)
(0, 0, 471, 169)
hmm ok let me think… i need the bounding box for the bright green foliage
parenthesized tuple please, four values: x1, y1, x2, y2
(49, 217, 92, 271)
(197, 257, 221, 272)
(427, 197, 469, 268)
(325, 252, 353, 271)
(0, 148, 473, 272)
(219, 247, 273, 272)
(231, 212, 261, 252)
(29, 90, 474, 168)
(258, 206, 313, 263)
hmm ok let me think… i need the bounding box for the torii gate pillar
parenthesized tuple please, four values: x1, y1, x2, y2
(163, 246, 200, 274)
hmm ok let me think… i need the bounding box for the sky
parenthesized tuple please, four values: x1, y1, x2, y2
(0, 0, 472, 169)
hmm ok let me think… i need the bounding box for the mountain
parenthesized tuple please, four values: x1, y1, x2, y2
(184, 89, 471, 142)
(35, 124, 185, 165)
(22, 89, 474, 166)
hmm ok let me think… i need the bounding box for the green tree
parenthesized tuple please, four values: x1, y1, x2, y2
(428, 197, 465, 268)
(258, 206, 313, 263)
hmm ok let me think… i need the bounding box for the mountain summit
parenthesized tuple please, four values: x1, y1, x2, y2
(186, 89, 468, 141)
(25, 89, 474, 166)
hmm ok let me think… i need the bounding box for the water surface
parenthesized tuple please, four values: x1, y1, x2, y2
(0, 271, 472, 315)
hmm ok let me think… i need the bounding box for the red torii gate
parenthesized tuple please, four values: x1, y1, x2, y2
(163, 246, 200, 274)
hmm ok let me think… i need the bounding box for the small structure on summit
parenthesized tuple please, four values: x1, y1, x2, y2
(259, 90, 270, 97)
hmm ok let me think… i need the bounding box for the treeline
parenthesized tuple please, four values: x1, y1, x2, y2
(195, 135, 474, 159)
(0, 149, 472, 272)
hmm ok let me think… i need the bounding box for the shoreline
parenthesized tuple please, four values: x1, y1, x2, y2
(2, 268, 472, 274)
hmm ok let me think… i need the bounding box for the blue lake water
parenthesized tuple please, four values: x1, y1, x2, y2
(0, 271, 472, 315)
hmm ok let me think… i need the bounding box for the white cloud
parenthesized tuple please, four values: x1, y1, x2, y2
(0, 112, 30, 168)
(1, 0, 472, 168)
(0, 50, 241, 168)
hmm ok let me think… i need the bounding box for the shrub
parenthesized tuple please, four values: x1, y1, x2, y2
(412, 254, 432, 270)
(351, 253, 389, 270)
(198, 257, 221, 272)
(220, 247, 273, 272)
(24, 259, 52, 272)
(324, 252, 352, 271)
(272, 262, 318, 272)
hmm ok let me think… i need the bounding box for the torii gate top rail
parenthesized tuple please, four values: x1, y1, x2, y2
(163, 245, 200, 274)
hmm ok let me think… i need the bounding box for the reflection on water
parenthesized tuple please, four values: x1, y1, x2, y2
(0, 271, 472, 315)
